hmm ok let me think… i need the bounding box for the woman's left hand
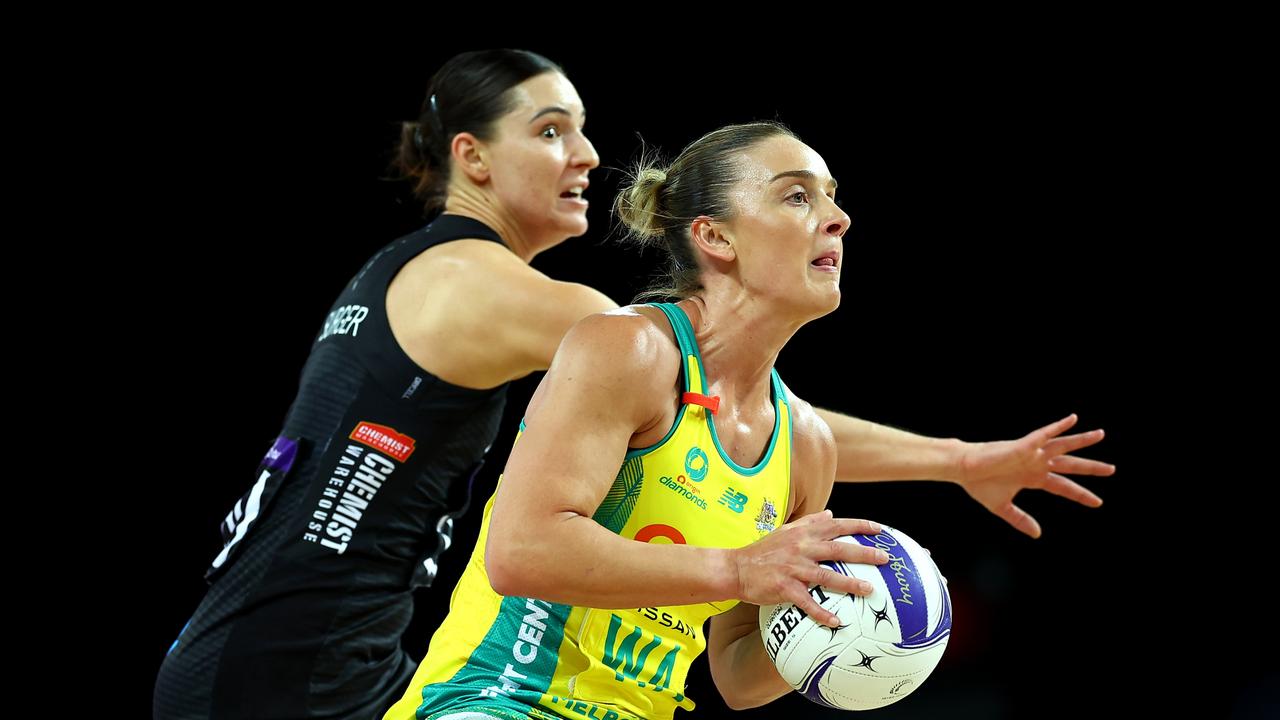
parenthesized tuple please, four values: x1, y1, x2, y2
(957, 414, 1115, 538)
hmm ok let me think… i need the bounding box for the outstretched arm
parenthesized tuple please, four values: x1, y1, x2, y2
(815, 409, 1115, 538)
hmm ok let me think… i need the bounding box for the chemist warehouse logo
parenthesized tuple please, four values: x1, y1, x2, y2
(350, 422, 416, 463)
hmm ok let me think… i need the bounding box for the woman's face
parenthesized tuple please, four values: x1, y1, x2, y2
(482, 72, 599, 245)
(718, 134, 851, 317)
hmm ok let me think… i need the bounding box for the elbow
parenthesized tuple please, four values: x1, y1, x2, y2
(486, 525, 556, 598)
(484, 532, 526, 597)
(710, 661, 785, 710)
(487, 509, 584, 598)
(711, 670, 770, 710)
(718, 689, 767, 711)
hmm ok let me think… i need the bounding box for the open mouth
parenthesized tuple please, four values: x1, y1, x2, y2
(811, 251, 839, 269)
(560, 184, 587, 200)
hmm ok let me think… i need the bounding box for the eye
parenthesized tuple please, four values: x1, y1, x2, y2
(541, 125, 561, 139)
(788, 190, 810, 204)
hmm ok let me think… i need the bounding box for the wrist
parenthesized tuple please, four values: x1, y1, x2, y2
(940, 437, 969, 485)
(712, 546, 742, 602)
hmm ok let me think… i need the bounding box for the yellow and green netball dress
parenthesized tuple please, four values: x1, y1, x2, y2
(386, 303, 793, 720)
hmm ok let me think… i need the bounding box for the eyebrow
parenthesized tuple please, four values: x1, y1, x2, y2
(529, 106, 586, 124)
(769, 170, 838, 191)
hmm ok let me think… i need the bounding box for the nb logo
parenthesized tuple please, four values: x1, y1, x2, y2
(719, 488, 748, 513)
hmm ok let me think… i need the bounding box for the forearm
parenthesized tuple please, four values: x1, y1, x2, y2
(709, 614, 792, 709)
(814, 407, 965, 484)
(487, 511, 738, 608)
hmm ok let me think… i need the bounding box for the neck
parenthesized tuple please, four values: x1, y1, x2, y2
(441, 186, 538, 263)
(678, 288, 803, 411)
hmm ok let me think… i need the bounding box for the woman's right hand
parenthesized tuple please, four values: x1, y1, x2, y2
(731, 510, 889, 627)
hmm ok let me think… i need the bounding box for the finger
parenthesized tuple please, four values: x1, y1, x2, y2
(1043, 429, 1107, 457)
(803, 509, 835, 526)
(787, 583, 843, 628)
(829, 517, 883, 538)
(825, 539, 889, 566)
(809, 562, 873, 598)
(1043, 472, 1104, 507)
(994, 501, 1042, 539)
(1030, 414, 1078, 444)
(1046, 453, 1116, 477)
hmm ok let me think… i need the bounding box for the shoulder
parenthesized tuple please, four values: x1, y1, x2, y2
(552, 306, 682, 387)
(521, 306, 683, 433)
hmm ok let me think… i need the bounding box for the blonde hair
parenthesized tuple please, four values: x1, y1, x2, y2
(613, 122, 797, 301)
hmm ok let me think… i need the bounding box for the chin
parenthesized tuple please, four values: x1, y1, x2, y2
(824, 290, 841, 314)
(565, 218, 590, 238)
(810, 284, 842, 317)
(784, 289, 839, 325)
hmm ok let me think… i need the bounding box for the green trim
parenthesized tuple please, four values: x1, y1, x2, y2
(651, 303, 701, 393)
(422, 707, 539, 720)
(659, 303, 787, 477)
(622, 418, 684, 462)
(778, 369, 794, 516)
(705, 371, 784, 476)
(623, 304, 691, 460)
(417, 595, 572, 718)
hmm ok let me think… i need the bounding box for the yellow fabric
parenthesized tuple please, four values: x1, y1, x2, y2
(386, 304, 791, 720)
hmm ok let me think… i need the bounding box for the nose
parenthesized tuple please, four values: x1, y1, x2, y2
(822, 196, 851, 238)
(573, 131, 600, 170)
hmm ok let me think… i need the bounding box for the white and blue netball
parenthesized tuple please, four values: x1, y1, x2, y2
(759, 525, 951, 710)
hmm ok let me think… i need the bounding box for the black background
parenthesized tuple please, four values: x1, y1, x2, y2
(117, 27, 1270, 719)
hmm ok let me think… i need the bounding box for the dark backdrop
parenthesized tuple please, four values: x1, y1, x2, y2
(125, 32, 1259, 719)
